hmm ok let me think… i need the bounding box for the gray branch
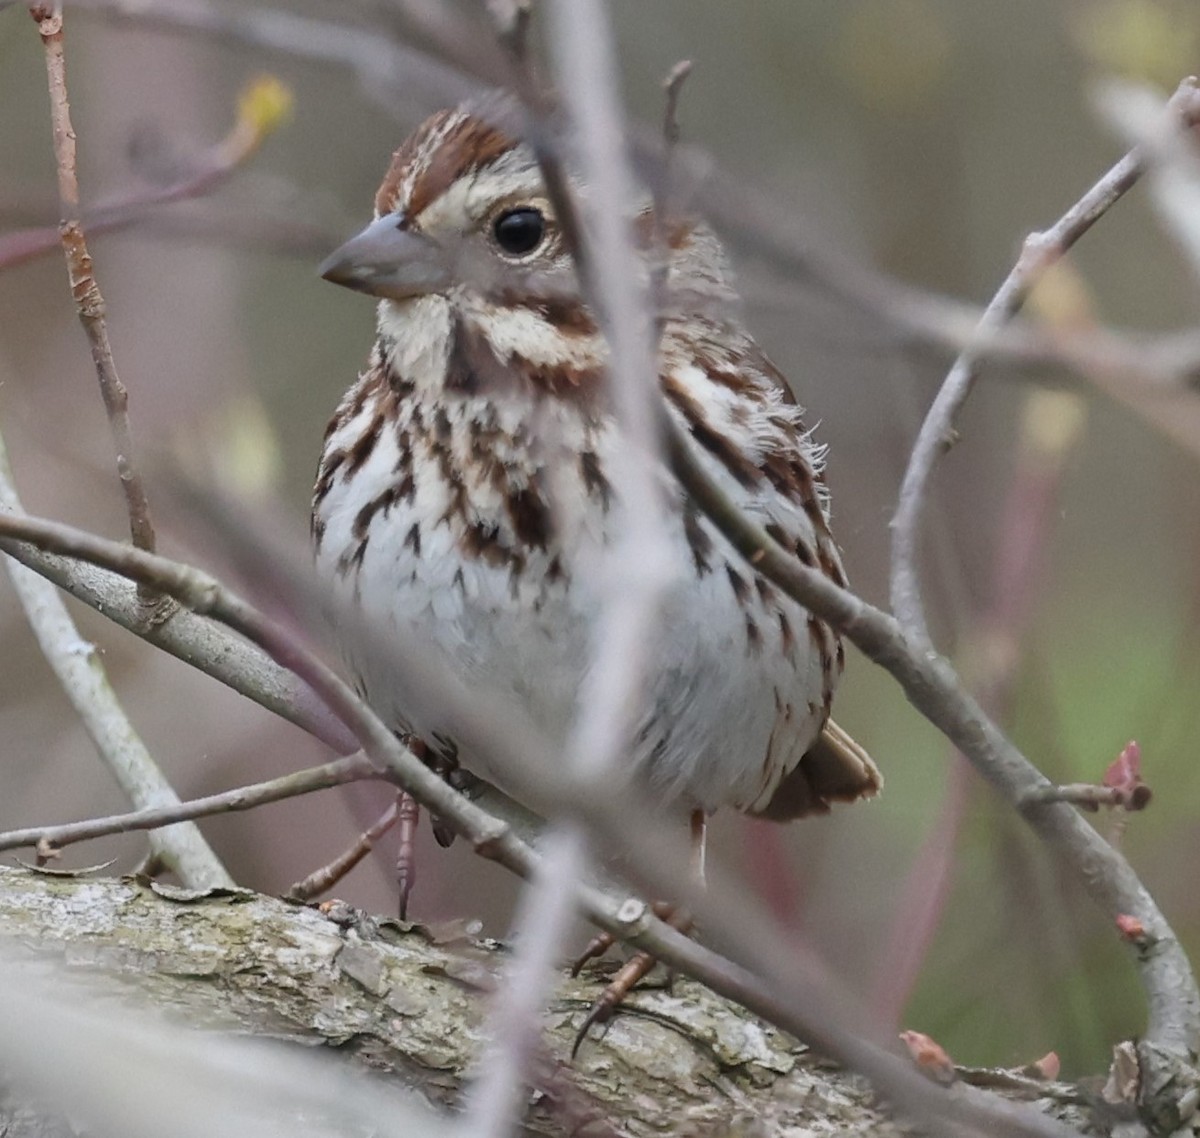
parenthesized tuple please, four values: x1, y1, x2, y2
(0, 867, 1095, 1138)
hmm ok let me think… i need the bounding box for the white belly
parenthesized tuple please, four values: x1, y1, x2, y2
(314, 386, 830, 814)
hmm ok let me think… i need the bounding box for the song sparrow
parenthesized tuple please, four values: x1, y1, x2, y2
(313, 104, 880, 980)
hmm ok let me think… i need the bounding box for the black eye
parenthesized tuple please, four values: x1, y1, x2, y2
(492, 207, 545, 256)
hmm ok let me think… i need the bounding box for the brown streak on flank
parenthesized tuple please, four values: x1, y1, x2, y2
(348, 365, 386, 419)
(461, 521, 517, 571)
(314, 450, 345, 503)
(517, 356, 605, 400)
(807, 614, 836, 709)
(682, 509, 713, 575)
(745, 615, 762, 654)
(703, 364, 758, 398)
(344, 414, 383, 477)
(779, 611, 796, 660)
(408, 115, 516, 220)
(725, 563, 751, 606)
(402, 522, 422, 557)
(662, 373, 759, 487)
(579, 450, 612, 509)
(506, 484, 552, 550)
(352, 483, 400, 541)
(754, 576, 777, 605)
(817, 547, 848, 589)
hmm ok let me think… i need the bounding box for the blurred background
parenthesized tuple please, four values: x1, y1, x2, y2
(2, 0, 1200, 1075)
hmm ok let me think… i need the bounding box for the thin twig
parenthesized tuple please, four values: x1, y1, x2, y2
(871, 388, 1088, 1029)
(0, 74, 292, 272)
(286, 796, 398, 903)
(890, 76, 1200, 643)
(31, 6, 159, 600)
(0, 754, 375, 856)
(1023, 784, 1152, 812)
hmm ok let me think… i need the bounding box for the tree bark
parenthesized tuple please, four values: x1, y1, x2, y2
(0, 867, 1088, 1137)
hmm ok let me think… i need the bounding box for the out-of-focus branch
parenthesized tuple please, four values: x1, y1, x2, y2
(68, 0, 477, 117)
(0, 74, 292, 272)
(0, 753, 374, 857)
(889, 76, 1200, 644)
(31, 6, 158, 583)
(1097, 78, 1200, 283)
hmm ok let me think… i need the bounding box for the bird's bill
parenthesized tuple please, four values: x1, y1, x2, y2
(319, 214, 451, 300)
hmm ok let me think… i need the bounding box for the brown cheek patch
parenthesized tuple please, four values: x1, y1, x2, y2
(633, 207, 694, 252)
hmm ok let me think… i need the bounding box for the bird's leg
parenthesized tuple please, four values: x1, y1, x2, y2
(395, 790, 420, 920)
(393, 734, 480, 917)
(570, 900, 676, 977)
(572, 809, 708, 1056)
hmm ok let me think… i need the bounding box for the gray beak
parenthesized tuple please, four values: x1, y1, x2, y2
(319, 214, 451, 300)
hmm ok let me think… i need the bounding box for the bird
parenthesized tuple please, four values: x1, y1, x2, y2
(313, 101, 881, 1042)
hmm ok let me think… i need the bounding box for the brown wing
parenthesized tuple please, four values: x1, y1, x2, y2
(751, 718, 882, 821)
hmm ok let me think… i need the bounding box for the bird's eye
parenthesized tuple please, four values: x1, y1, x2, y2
(492, 207, 546, 256)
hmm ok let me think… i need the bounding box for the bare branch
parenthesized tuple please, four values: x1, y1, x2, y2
(0, 754, 374, 857)
(0, 74, 292, 272)
(872, 388, 1088, 1028)
(890, 76, 1200, 643)
(285, 795, 398, 903)
(31, 6, 159, 594)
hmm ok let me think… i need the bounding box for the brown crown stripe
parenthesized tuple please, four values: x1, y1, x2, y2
(378, 112, 518, 221)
